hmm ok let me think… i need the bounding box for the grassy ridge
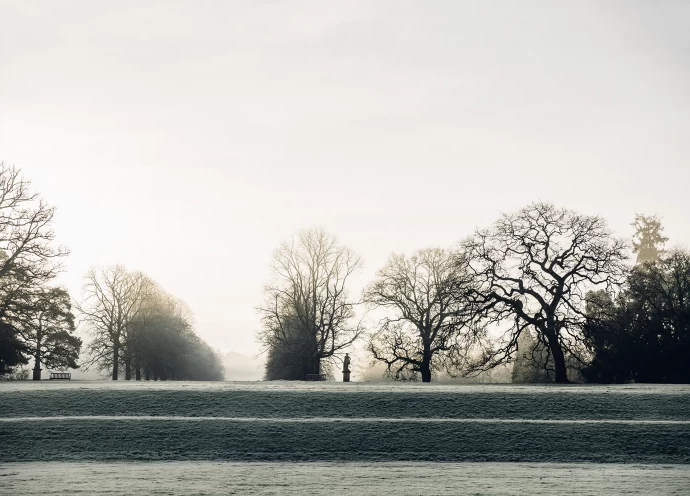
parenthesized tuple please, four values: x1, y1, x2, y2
(2, 419, 689, 463)
(2, 384, 689, 463)
(3, 389, 690, 420)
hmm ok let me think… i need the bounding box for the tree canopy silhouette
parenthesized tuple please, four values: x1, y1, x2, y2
(80, 266, 153, 380)
(258, 228, 362, 380)
(365, 248, 476, 382)
(81, 265, 223, 381)
(0, 163, 78, 377)
(15, 287, 80, 380)
(584, 249, 690, 383)
(463, 202, 627, 383)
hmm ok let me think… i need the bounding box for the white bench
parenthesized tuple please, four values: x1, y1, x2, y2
(49, 372, 71, 380)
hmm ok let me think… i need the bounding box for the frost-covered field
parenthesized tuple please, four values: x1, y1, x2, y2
(2, 461, 690, 495)
(1, 382, 689, 494)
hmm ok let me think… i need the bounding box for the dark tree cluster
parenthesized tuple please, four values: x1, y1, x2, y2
(583, 250, 690, 383)
(80, 266, 223, 381)
(131, 311, 224, 381)
(0, 164, 80, 379)
(263, 314, 332, 380)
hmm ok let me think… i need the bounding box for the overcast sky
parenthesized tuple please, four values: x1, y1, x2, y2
(1, 1, 688, 356)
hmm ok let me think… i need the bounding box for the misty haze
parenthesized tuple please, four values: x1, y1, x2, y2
(1, 1, 689, 495)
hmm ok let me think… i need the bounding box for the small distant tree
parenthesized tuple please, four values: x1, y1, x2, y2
(258, 228, 363, 379)
(365, 248, 477, 382)
(464, 202, 628, 383)
(632, 214, 667, 264)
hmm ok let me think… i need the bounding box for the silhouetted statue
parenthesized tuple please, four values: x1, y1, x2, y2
(342, 354, 351, 382)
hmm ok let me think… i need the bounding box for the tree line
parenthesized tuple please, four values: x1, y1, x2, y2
(2, 162, 686, 384)
(80, 266, 224, 381)
(259, 209, 689, 384)
(0, 164, 223, 380)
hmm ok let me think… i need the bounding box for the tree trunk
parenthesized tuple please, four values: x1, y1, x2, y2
(420, 358, 432, 383)
(125, 352, 131, 380)
(144, 366, 150, 381)
(546, 331, 569, 383)
(33, 341, 41, 381)
(420, 343, 432, 382)
(112, 345, 119, 380)
(308, 356, 321, 377)
(135, 357, 141, 381)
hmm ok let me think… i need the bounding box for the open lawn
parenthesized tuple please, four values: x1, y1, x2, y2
(1, 382, 689, 494)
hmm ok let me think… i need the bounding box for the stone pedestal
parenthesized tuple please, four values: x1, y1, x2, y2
(343, 371, 351, 382)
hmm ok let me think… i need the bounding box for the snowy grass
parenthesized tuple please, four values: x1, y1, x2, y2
(3, 382, 689, 420)
(2, 462, 690, 495)
(1, 382, 689, 464)
(3, 417, 689, 463)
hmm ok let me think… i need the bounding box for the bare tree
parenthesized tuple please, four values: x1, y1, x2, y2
(258, 228, 363, 379)
(78, 266, 153, 380)
(0, 163, 67, 284)
(463, 202, 627, 383)
(0, 163, 69, 374)
(365, 248, 476, 382)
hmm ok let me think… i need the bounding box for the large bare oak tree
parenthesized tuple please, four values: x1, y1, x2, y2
(463, 202, 627, 383)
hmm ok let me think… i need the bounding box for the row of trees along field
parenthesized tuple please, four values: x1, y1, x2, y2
(80, 266, 224, 381)
(0, 164, 223, 380)
(259, 210, 690, 384)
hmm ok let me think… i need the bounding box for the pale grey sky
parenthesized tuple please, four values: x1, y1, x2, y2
(1, 1, 688, 355)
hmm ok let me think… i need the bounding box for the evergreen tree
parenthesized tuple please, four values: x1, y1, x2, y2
(15, 287, 81, 380)
(632, 214, 668, 264)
